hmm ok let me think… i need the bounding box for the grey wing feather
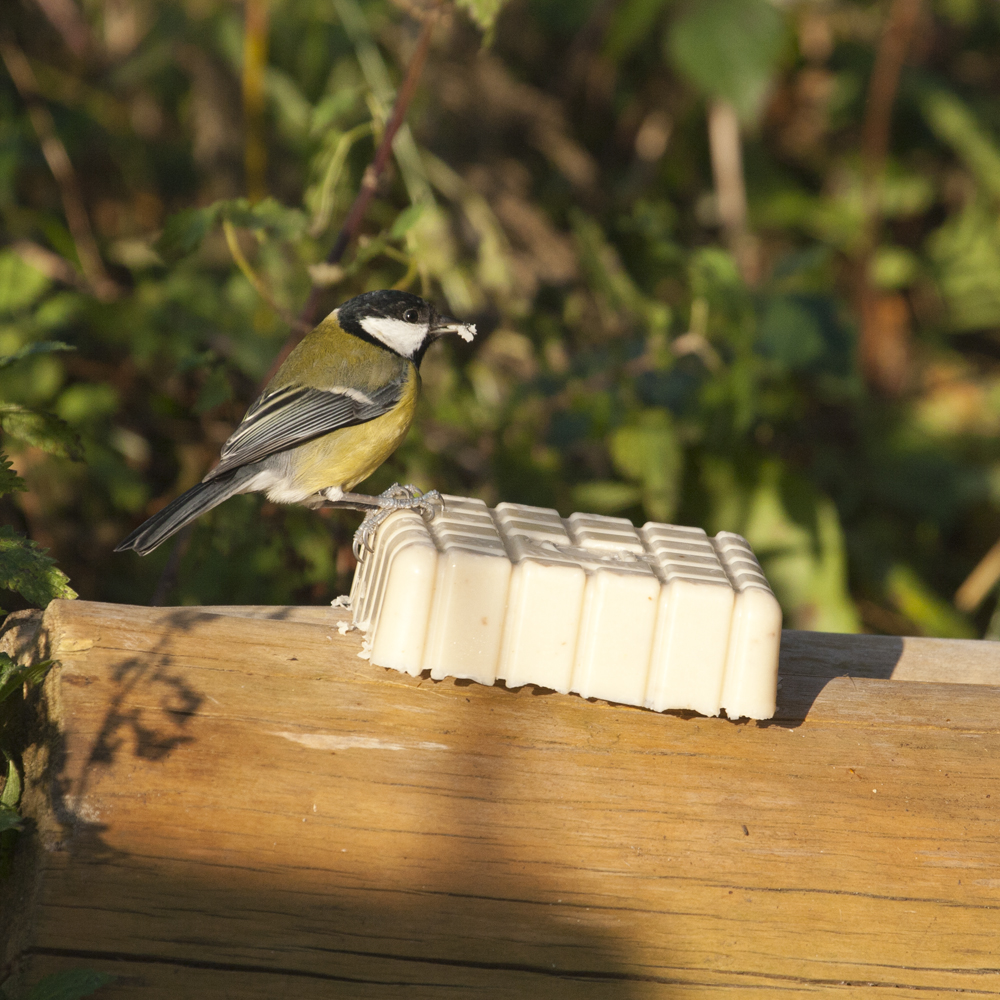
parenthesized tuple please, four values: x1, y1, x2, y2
(206, 379, 405, 480)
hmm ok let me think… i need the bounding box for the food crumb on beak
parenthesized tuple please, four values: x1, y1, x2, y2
(435, 319, 477, 343)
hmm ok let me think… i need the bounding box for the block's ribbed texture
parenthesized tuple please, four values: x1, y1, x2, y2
(349, 497, 782, 719)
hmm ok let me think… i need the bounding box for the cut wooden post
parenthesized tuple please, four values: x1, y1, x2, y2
(2, 599, 1000, 997)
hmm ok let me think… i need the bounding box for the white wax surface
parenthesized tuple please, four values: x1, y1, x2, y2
(350, 499, 782, 720)
(495, 505, 586, 693)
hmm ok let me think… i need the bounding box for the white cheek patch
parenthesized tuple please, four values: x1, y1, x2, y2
(360, 316, 427, 358)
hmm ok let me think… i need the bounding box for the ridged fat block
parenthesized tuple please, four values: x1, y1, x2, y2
(351, 511, 436, 676)
(565, 514, 660, 706)
(421, 497, 510, 683)
(715, 532, 783, 721)
(349, 497, 782, 720)
(642, 524, 734, 717)
(494, 504, 586, 694)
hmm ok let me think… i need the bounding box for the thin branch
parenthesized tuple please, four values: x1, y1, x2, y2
(309, 121, 374, 237)
(256, 5, 440, 393)
(855, 0, 922, 395)
(707, 100, 759, 286)
(243, 0, 270, 203)
(32, 0, 91, 58)
(955, 537, 1000, 614)
(0, 36, 118, 302)
(10, 239, 89, 290)
(861, 0, 922, 193)
(324, 10, 438, 270)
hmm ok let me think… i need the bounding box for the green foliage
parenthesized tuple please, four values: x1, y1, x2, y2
(610, 410, 682, 523)
(0, 252, 49, 315)
(0, 340, 79, 613)
(922, 90, 1000, 203)
(0, 652, 53, 706)
(605, 0, 669, 62)
(0, 406, 83, 461)
(454, 0, 510, 33)
(0, 746, 24, 833)
(0, 527, 76, 608)
(0, 342, 76, 371)
(0, 0, 998, 642)
(0, 651, 54, 866)
(885, 565, 976, 639)
(667, 0, 788, 122)
(0, 458, 26, 500)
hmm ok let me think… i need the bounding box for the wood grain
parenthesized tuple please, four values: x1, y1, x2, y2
(2, 599, 1000, 998)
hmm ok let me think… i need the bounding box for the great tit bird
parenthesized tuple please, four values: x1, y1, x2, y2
(115, 290, 476, 557)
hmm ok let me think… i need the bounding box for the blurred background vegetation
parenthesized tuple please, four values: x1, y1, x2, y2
(3, 0, 1000, 637)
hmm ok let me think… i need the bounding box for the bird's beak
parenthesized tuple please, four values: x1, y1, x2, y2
(431, 316, 477, 343)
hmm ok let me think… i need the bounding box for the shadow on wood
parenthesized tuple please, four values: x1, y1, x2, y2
(2, 600, 1000, 997)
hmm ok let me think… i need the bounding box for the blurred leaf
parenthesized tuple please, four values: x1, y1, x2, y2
(34, 292, 85, 331)
(0, 652, 54, 705)
(667, 0, 787, 123)
(0, 405, 84, 461)
(689, 247, 742, 299)
(390, 204, 425, 240)
(194, 368, 233, 413)
(927, 202, 1000, 331)
(756, 296, 825, 369)
(1, 753, 21, 809)
(0, 251, 50, 315)
(0, 526, 77, 607)
(266, 68, 312, 142)
(572, 480, 642, 514)
(740, 464, 860, 633)
(24, 970, 116, 1000)
(157, 206, 221, 263)
(886, 565, 976, 638)
(571, 210, 670, 333)
(0, 457, 26, 499)
(605, 0, 671, 62)
(55, 384, 119, 425)
(0, 341, 76, 370)
(869, 246, 920, 290)
(227, 198, 307, 240)
(156, 198, 306, 263)
(610, 408, 682, 522)
(0, 804, 22, 833)
(922, 89, 1000, 202)
(455, 0, 509, 33)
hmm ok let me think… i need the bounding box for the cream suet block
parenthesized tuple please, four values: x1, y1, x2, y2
(642, 524, 735, 717)
(494, 503, 586, 693)
(348, 497, 782, 720)
(566, 513, 660, 705)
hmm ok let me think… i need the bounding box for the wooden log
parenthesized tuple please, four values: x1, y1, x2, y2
(2, 598, 1000, 998)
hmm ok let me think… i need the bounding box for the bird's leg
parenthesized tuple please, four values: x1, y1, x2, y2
(318, 489, 381, 512)
(352, 484, 444, 559)
(317, 484, 444, 560)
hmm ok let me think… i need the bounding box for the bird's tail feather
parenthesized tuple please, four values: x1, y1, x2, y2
(115, 468, 255, 556)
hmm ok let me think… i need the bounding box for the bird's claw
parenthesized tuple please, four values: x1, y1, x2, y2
(352, 484, 444, 561)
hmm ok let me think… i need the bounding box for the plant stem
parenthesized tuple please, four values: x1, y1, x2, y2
(856, 0, 922, 396)
(266, 5, 440, 385)
(243, 0, 270, 203)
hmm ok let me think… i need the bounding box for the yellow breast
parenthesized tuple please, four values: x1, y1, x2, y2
(288, 367, 419, 495)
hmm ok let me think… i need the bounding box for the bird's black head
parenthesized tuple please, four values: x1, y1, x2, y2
(334, 290, 476, 365)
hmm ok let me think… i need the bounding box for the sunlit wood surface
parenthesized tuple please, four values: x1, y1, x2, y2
(2, 599, 1000, 998)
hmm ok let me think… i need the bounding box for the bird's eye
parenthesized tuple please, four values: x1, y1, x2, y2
(403, 309, 419, 323)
